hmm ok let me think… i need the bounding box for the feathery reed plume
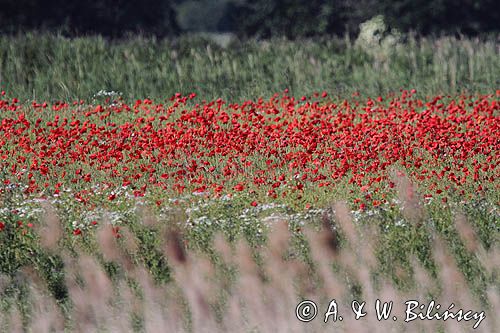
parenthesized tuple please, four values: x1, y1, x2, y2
(97, 223, 123, 263)
(38, 201, 62, 250)
(164, 226, 188, 265)
(2, 202, 497, 332)
(390, 169, 424, 224)
(454, 212, 479, 253)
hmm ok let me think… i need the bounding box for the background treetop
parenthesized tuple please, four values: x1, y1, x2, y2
(0, 0, 498, 38)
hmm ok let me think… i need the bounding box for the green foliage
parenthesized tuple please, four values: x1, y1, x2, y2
(1, 0, 498, 38)
(0, 0, 179, 37)
(132, 227, 171, 284)
(0, 187, 38, 275)
(176, 0, 233, 32)
(37, 254, 68, 302)
(0, 186, 69, 303)
(227, 0, 334, 38)
(0, 218, 36, 274)
(0, 33, 498, 102)
(377, 0, 500, 35)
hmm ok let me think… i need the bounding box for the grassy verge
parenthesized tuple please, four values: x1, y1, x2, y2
(0, 33, 498, 102)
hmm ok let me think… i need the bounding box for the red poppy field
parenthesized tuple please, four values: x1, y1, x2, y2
(1, 89, 499, 238)
(1, 90, 498, 200)
(0, 89, 499, 331)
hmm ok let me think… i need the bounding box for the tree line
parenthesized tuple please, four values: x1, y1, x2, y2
(0, 0, 498, 38)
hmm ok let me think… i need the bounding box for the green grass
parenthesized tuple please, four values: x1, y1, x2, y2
(0, 33, 498, 102)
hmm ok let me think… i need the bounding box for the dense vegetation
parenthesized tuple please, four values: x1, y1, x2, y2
(0, 11, 498, 331)
(1, 33, 499, 102)
(1, 0, 499, 38)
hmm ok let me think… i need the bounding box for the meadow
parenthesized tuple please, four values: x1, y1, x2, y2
(0, 33, 498, 332)
(1, 33, 499, 101)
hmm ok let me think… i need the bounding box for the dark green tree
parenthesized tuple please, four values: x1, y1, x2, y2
(0, 0, 180, 37)
(226, 0, 335, 38)
(0, 0, 498, 37)
(376, 0, 500, 35)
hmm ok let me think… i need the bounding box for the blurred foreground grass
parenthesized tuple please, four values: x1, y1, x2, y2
(0, 198, 498, 332)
